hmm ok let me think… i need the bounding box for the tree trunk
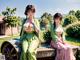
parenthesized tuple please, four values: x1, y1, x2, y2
(17, 25, 19, 33)
(11, 26, 13, 36)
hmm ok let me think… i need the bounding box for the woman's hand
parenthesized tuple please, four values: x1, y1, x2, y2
(62, 40, 66, 44)
(24, 23, 34, 33)
(24, 28, 33, 33)
(34, 27, 39, 33)
(31, 22, 39, 33)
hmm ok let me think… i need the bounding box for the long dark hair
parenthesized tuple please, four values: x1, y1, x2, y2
(53, 13, 62, 29)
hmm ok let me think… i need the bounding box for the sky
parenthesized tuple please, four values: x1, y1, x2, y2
(0, 0, 80, 17)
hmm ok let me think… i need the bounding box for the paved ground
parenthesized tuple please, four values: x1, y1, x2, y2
(0, 53, 5, 60)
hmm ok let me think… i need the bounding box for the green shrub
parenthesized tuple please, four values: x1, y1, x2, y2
(63, 15, 78, 27)
(43, 31, 52, 44)
(65, 21, 80, 39)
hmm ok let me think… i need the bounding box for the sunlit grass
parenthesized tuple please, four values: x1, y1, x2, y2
(0, 34, 19, 43)
(0, 34, 80, 46)
(65, 36, 80, 46)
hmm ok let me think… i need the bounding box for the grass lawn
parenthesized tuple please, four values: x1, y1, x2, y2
(65, 36, 80, 46)
(0, 34, 80, 53)
(0, 35, 80, 46)
(0, 34, 19, 43)
(0, 35, 79, 46)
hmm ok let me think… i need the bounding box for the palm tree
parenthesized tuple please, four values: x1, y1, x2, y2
(2, 7, 20, 36)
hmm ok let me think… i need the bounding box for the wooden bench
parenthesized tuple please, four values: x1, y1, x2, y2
(37, 46, 56, 60)
(1, 39, 80, 60)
